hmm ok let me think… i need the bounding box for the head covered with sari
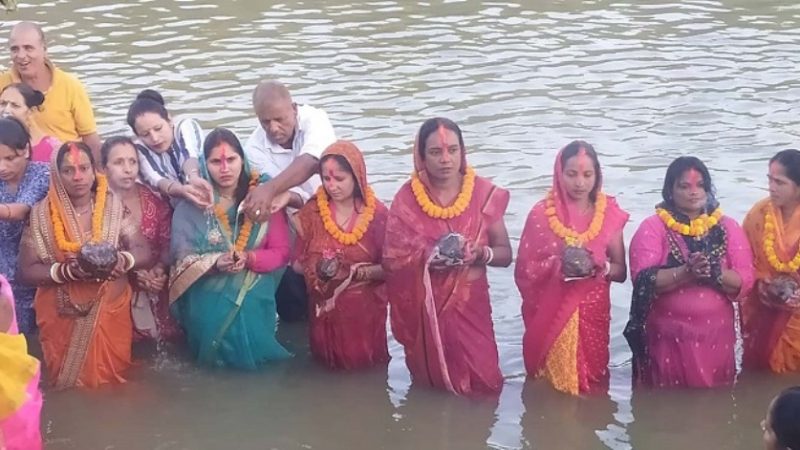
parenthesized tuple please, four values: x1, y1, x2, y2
(319, 139, 369, 202)
(383, 118, 509, 395)
(515, 141, 628, 381)
(33, 142, 124, 263)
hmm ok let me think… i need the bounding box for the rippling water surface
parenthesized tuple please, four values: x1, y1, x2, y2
(7, 0, 800, 448)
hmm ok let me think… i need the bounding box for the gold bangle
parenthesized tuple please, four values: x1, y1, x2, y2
(165, 181, 176, 196)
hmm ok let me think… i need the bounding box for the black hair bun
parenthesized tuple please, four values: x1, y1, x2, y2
(136, 89, 165, 106)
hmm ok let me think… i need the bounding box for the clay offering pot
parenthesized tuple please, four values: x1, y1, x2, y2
(433, 233, 466, 266)
(562, 246, 595, 278)
(77, 241, 118, 279)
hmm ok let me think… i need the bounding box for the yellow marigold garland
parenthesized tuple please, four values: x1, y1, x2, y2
(656, 207, 722, 237)
(317, 185, 377, 245)
(411, 166, 476, 219)
(545, 190, 607, 246)
(214, 171, 259, 253)
(763, 206, 800, 273)
(51, 173, 108, 254)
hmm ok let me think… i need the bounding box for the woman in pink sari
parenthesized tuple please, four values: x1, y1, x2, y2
(383, 117, 512, 396)
(515, 141, 628, 395)
(0, 275, 42, 450)
(626, 156, 754, 388)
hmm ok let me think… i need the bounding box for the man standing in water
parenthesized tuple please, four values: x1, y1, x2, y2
(242, 80, 337, 322)
(0, 22, 102, 157)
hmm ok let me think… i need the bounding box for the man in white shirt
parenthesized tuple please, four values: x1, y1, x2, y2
(242, 80, 337, 321)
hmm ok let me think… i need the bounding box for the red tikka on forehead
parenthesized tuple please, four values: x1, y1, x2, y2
(322, 158, 338, 178)
(68, 143, 82, 167)
(217, 142, 230, 171)
(684, 168, 704, 185)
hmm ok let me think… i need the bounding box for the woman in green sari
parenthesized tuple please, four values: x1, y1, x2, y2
(168, 128, 292, 369)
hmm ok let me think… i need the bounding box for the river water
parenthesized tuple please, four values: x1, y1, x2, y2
(6, 0, 800, 448)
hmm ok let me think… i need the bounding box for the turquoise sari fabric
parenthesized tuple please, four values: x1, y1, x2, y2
(169, 172, 290, 369)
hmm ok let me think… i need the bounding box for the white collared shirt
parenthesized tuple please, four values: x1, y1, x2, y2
(243, 104, 336, 202)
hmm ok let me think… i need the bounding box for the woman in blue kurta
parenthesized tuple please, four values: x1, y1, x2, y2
(0, 117, 48, 334)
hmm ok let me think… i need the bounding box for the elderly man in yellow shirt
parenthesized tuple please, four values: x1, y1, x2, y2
(0, 22, 101, 157)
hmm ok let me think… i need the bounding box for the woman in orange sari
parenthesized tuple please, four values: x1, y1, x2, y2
(295, 140, 389, 370)
(742, 149, 800, 373)
(515, 141, 628, 395)
(17, 142, 153, 389)
(383, 117, 513, 396)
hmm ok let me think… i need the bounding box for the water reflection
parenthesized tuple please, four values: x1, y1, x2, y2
(521, 380, 618, 450)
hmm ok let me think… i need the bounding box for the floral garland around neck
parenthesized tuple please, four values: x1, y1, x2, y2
(763, 206, 800, 273)
(656, 206, 722, 238)
(411, 166, 476, 219)
(545, 190, 607, 247)
(51, 173, 108, 254)
(317, 185, 377, 245)
(213, 171, 259, 253)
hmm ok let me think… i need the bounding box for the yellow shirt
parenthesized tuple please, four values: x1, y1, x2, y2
(0, 61, 97, 142)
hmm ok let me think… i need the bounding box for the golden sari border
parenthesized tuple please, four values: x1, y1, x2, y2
(168, 253, 222, 304)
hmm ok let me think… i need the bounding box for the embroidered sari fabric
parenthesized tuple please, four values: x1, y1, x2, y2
(0, 275, 42, 450)
(383, 138, 508, 396)
(24, 153, 133, 389)
(295, 141, 389, 370)
(514, 148, 628, 395)
(129, 184, 181, 341)
(169, 166, 292, 370)
(628, 212, 754, 388)
(742, 198, 800, 373)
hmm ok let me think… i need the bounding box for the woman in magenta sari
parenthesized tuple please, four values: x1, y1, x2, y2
(626, 156, 754, 388)
(383, 117, 512, 396)
(100, 136, 181, 341)
(515, 141, 628, 395)
(0, 276, 42, 450)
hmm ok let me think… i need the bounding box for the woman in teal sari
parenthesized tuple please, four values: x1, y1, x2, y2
(168, 128, 292, 369)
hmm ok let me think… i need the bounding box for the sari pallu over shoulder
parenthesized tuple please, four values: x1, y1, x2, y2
(28, 153, 132, 389)
(383, 175, 508, 396)
(295, 141, 389, 370)
(168, 191, 291, 370)
(742, 198, 800, 372)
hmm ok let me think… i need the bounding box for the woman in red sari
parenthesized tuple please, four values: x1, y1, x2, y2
(383, 117, 512, 396)
(294, 140, 389, 370)
(100, 136, 181, 341)
(515, 141, 628, 395)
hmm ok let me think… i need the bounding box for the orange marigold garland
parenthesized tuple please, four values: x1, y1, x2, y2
(656, 207, 722, 238)
(411, 166, 475, 219)
(213, 171, 259, 253)
(763, 206, 800, 273)
(545, 190, 607, 247)
(317, 185, 377, 245)
(51, 173, 109, 253)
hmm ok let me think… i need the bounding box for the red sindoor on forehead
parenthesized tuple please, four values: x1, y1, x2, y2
(437, 124, 449, 150)
(68, 143, 82, 167)
(219, 143, 228, 171)
(574, 148, 594, 172)
(685, 168, 703, 184)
